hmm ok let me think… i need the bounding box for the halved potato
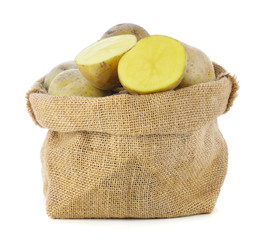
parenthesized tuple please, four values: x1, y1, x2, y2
(118, 35, 186, 94)
(75, 34, 137, 90)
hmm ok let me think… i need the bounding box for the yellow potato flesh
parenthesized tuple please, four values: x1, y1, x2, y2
(118, 35, 186, 94)
(75, 34, 137, 90)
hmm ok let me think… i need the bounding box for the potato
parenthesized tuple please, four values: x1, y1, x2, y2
(48, 69, 111, 97)
(44, 61, 78, 90)
(118, 35, 186, 94)
(177, 43, 216, 88)
(75, 34, 137, 90)
(101, 23, 149, 41)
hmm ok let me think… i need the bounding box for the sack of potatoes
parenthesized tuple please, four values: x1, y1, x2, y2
(26, 23, 239, 219)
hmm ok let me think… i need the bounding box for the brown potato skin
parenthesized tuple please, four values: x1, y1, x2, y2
(48, 69, 111, 97)
(44, 61, 78, 90)
(101, 23, 149, 41)
(178, 43, 216, 88)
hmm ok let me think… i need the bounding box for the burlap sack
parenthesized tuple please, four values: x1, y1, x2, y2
(26, 63, 238, 219)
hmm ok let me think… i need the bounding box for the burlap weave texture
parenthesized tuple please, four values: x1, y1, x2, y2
(27, 63, 238, 219)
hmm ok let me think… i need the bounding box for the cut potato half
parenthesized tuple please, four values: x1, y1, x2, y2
(75, 34, 137, 90)
(118, 35, 186, 94)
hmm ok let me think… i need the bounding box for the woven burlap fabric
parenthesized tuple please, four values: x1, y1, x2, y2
(27, 63, 238, 219)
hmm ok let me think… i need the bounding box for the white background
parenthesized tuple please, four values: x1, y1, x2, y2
(1, 0, 265, 239)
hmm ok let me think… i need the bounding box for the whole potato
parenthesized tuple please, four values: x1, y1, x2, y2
(101, 23, 149, 41)
(44, 61, 78, 90)
(178, 43, 216, 88)
(48, 69, 111, 97)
